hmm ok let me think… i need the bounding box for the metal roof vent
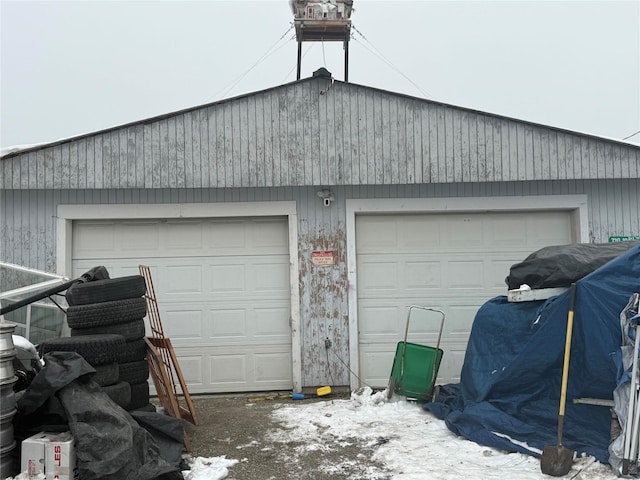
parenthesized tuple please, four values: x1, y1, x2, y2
(313, 67, 332, 79)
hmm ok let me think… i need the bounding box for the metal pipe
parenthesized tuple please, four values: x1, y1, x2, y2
(0, 278, 79, 316)
(344, 38, 349, 82)
(0, 266, 108, 316)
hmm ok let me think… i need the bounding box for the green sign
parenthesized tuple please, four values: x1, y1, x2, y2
(608, 235, 640, 242)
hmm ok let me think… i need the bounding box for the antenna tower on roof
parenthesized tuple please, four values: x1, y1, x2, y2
(289, 0, 353, 81)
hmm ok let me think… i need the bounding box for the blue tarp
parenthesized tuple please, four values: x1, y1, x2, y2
(425, 245, 640, 463)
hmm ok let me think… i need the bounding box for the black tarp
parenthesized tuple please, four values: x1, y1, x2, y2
(505, 241, 640, 290)
(15, 352, 184, 480)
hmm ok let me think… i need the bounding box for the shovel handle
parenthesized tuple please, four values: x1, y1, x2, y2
(558, 283, 577, 441)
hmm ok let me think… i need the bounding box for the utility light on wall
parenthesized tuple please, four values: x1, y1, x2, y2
(317, 189, 334, 207)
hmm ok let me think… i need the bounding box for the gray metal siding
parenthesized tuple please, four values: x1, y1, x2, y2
(2, 79, 639, 190)
(2, 181, 639, 386)
(2, 77, 638, 387)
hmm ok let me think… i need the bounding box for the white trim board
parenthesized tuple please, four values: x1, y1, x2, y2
(345, 195, 589, 390)
(57, 201, 302, 392)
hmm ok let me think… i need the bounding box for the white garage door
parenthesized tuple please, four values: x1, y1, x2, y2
(71, 217, 292, 394)
(356, 210, 575, 387)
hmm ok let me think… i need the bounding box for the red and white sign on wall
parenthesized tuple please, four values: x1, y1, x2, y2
(311, 250, 335, 266)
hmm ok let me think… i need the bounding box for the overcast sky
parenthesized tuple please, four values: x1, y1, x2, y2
(1, 0, 639, 149)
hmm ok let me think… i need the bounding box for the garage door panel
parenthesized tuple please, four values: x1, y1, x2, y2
(357, 254, 550, 295)
(163, 308, 204, 340)
(121, 222, 161, 251)
(210, 354, 247, 384)
(211, 309, 246, 338)
(358, 261, 399, 290)
(206, 220, 247, 249)
(166, 221, 203, 250)
(357, 218, 398, 249)
(490, 259, 520, 287)
(402, 217, 442, 247)
(254, 306, 291, 338)
(445, 304, 480, 337)
(253, 352, 293, 383)
(357, 211, 574, 386)
(437, 343, 467, 384)
(125, 257, 291, 300)
(487, 215, 529, 243)
(210, 264, 246, 292)
(359, 304, 447, 343)
(359, 345, 397, 388)
(528, 215, 573, 243)
(208, 258, 290, 296)
(445, 216, 484, 245)
(73, 218, 288, 259)
(72, 217, 292, 393)
(159, 303, 290, 345)
(448, 261, 484, 288)
(254, 262, 291, 291)
(72, 222, 117, 255)
(176, 354, 205, 387)
(358, 305, 399, 339)
(166, 264, 203, 293)
(405, 261, 442, 288)
(253, 219, 290, 249)
(200, 346, 292, 393)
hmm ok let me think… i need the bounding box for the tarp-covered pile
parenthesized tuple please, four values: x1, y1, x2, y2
(426, 245, 640, 463)
(15, 352, 187, 479)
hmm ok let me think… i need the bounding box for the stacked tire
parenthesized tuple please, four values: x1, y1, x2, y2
(38, 334, 130, 408)
(63, 275, 150, 411)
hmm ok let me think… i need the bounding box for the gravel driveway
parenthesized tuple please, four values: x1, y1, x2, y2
(186, 390, 390, 480)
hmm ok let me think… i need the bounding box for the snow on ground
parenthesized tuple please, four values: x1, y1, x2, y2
(264, 387, 617, 480)
(182, 456, 239, 480)
(5, 387, 620, 480)
(187, 387, 618, 480)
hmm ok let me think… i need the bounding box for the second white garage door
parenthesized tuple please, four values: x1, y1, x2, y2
(71, 216, 292, 394)
(356, 210, 575, 387)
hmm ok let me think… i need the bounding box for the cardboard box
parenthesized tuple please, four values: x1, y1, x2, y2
(21, 431, 78, 480)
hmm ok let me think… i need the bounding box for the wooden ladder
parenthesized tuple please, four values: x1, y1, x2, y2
(139, 265, 198, 429)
